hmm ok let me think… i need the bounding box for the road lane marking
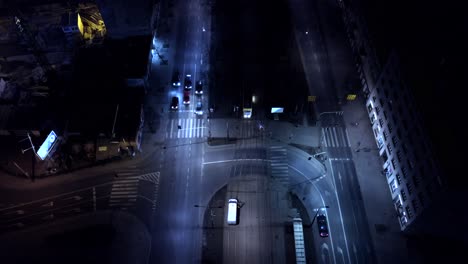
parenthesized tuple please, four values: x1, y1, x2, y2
(329, 159, 352, 264)
(203, 159, 270, 165)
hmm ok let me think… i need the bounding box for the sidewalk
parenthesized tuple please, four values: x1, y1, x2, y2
(310, 0, 412, 262)
(289, 0, 413, 262)
(0, 210, 151, 264)
(341, 99, 410, 264)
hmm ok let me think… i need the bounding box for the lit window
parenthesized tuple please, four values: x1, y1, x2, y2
(390, 179, 398, 193)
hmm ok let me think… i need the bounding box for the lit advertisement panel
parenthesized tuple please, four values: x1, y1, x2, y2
(37, 130, 57, 160)
(271, 107, 284, 113)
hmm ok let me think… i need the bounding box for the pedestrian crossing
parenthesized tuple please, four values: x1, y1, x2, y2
(268, 146, 289, 186)
(110, 170, 140, 210)
(139, 172, 160, 212)
(321, 127, 350, 148)
(110, 170, 160, 211)
(167, 118, 206, 139)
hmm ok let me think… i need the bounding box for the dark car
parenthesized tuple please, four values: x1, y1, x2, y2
(172, 71, 181, 87)
(183, 90, 190, 105)
(184, 74, 192, 90)
(317, 214, 329, 237)
(170, 96, 179, 110)
(195, 80, 203, 95)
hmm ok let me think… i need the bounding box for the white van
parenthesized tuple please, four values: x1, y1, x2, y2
(227, 199, 238, 225)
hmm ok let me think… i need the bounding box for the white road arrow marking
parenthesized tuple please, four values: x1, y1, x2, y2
(41, 201, 54, 207)
(337, 246, 346, 263)
(353, 243, 359, 264)
(338, 172, 344, 191)
(42, 214, 54, 220)
(64, 196, 82, 201)
(64, 208, 81, 214)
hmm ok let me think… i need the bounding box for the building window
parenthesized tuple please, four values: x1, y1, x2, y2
(367, 103, 373, 113)
(402, 166, 408, 178)
(384, 88, 389, 98)
(388, 122, 393, 133)
(410, 110, 417, 123)
(402, 144, 408, 154)
(406, 205, 413, 219)
(379, 118, 384, 127)
(413, 174, 420, 188)
(390, 179, 398, 193)
(383, 110, 388, 120)
(391, 158, 397, 168)
(392, 136, 398, 147)
(373, 96, 377, 102)
(388, 144, 393, 155)
(383, 130, 388, 141)
(376, 106, 381, 114)
(421, 142, 428, 155)
(426, 183, 433, 200)
(412, 200, 419, 213)
(402, 119, 408, 130)
(419, 167, 425, 180)
(396, 173, 402, 185)
(393, 90, 399, 101)
(379, 98, 384, 107)
(396, 150, 403, 162)
(414, 151, 420, 163)
(404, 94, 410, 106)
(407, 182, 413, 195)
(401, 190, 407, 201)
(418, 192, 425, 207)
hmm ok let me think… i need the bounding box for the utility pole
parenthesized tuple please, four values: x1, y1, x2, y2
(19, 132, 37, 182)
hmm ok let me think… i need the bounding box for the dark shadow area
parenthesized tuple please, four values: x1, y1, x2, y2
(210, 0, 309, 119)
(207, 137, 237, 146)
(201, 185, 227, 264)
(406, 233, 468, 263)
(283, 222, 296, 264)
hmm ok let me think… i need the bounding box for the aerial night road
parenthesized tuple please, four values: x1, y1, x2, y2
(1, 0, 460, 263)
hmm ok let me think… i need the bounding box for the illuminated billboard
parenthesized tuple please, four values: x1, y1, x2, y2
(37, 130, 58, 160)
(271, 107, 284, 113)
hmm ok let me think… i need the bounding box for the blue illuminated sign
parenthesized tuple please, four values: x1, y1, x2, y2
(271, 107, 284, 113)
(37, 130, 57, 160)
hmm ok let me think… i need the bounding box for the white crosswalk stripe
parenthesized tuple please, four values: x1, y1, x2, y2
(110, 170, 160, 211)
(110, 170, 140, 210)
(322, 127, 350, 148)
(268, 146, 289, 186)
(168, 118, 206, 139)
(139, 172, 160, 212)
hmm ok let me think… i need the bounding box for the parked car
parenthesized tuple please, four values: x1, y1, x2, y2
(317, 214, 329, 237)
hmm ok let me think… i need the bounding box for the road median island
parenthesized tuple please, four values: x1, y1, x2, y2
(207, 137, 237, 146)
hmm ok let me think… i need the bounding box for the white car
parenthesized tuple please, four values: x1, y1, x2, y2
(195, 101, 203, 115)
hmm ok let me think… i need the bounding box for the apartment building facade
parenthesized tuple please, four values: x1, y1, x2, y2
(337, 0, 446, 231)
